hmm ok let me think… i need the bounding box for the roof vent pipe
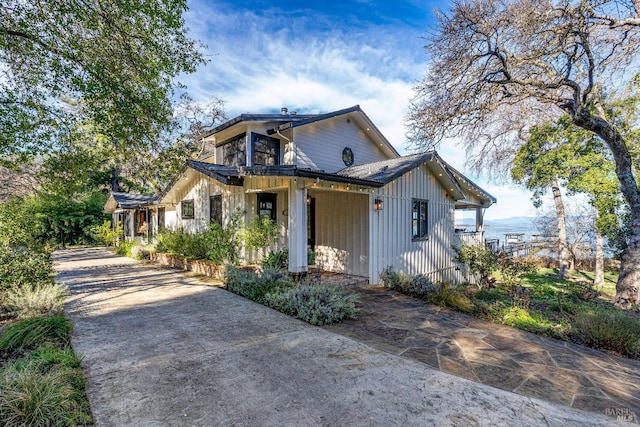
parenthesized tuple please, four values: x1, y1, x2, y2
(281, 107, 288, 115)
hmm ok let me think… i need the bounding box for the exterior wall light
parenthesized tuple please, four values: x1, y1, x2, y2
(374, 198, 383, 211)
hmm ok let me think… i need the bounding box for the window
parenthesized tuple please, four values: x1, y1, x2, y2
(134, 210, 148, 235)
(412, 199, 428, 240)
(257, 193, 277, 222)
(181, 199, 195, 219)
(210, 195, 222, 225)
(221, 133, 247, 166)
(252, 133, 280, 166)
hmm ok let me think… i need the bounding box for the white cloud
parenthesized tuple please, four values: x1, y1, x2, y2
(181, 0, 536, 220)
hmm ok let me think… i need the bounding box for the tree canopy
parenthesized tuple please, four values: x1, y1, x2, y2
(1, 0, 205, 169)
(408, 0, 640, 308)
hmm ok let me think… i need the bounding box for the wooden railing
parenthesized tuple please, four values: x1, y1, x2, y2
(455, 231, 484, 247)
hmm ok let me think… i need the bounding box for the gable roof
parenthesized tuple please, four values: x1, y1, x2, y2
(203, 105, 400, 159)
(103, 192, 158, 213)
(338, 151, 496, 208)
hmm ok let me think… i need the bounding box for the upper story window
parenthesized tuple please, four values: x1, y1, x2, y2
(221, 133, 247, 166)
(412, 199, 428, 240)
(252, 133, 280, 166)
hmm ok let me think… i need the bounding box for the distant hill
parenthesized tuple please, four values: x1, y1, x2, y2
(482, 216, 538, 242)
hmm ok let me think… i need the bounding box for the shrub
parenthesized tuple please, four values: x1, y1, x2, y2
(264, 284, 359, 325)
(3, 283, 68, 319)
(572, 309, 640, 358)
(379, 266, 411, 291)
(497, 255, 537, 287)
(115, 239, 136, 257)
(379, 267, 439, 297)
(243, 215, 279, 257)
(0, 316, 71, 354)
(453, 244, 499, 289)
(131, 244, 154, 260)
(0, 360, 75, 427)
(90, 220, 122, 247)
(224, 267, 293, 303)
(155, 228, 187, 255)
(0, 246, 54, 292)
(156, 215, 242, 265)
(429, 285, 473, 313)
(262, 250, 289, 269)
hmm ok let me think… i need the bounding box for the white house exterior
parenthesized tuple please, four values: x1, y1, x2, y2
(104, 105, 496, 284)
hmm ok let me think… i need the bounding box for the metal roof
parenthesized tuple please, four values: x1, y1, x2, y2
(103, 192, 158, 213)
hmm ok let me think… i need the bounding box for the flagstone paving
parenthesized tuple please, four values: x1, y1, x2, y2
(323, 285, 640, 423)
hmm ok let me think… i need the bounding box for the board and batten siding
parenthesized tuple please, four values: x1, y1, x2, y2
(294, 118, 391, 173)
(369, 165, 464, 284)
(314, 191, 369, 277)
(174, 173, 245, 233)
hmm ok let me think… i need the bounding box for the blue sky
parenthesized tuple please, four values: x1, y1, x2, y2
(181, 0, 541, 220)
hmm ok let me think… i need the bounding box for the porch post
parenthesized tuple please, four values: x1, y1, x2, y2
(475, 207, 484, 232)
(288, 179, 308, 274)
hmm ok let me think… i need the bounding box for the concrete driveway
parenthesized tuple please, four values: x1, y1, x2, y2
(55, 248, 623, 426)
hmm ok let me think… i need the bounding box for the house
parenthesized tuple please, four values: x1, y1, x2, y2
(104, 105, 495, 284)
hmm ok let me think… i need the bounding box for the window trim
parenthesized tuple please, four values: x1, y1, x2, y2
(257, 193, 277, 223)
(411, 198, 429, 241)
(220, 133, 247, 166)
(181, 199, 195, 219)
(251, 133, 280, 166)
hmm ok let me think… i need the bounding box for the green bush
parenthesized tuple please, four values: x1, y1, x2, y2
(3, 283, 68, 319)
(0, 360, 75, 427)
(379, 267, 439, 297)
(262, 249, 289, 269)
(572, 309, 640, 358)
(0, 246, 54, 293)
(0, 316, 71, 354)
(497, 255, 538, 287)
(429, 285, 473, 313)
(243, 215, 279, 257)
(224, 267, 293, 303)
(225, 267, 358, 325)
(453, 244, 499, 289)
(156, 214, 242, 265)
(91, 220, 122, 247)
(264, 284, 359, 325)
(115, 239, 136, 257)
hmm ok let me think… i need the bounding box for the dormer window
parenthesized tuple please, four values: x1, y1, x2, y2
(252, 133, 280, 166)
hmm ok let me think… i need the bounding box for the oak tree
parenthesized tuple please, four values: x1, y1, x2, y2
(408, 0, 640, 308)
(1, 0, 204, 169)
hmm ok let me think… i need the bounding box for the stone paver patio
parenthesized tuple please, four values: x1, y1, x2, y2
(324, 285, 640, 423)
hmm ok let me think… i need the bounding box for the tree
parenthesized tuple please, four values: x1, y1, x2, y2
(511, 119, 577, 278)
(1, 0, 204, 170)
(512, 115, 624, 282)
(408, 0, 640, 309)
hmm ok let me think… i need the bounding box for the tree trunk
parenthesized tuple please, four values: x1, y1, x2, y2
(594, 212, 605, 286)
(111, 168, 120, 192)
(551, 179, 570, 279)
(572, 107, 640, 309)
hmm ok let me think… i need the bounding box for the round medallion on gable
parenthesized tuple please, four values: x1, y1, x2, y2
(342, 147, 354, 166)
